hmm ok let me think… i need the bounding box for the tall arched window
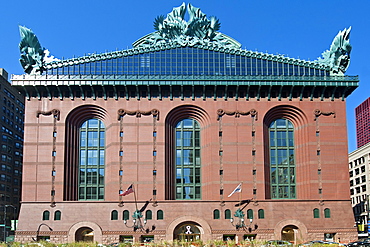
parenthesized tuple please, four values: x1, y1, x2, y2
(269, 119, 295, 199)
(175, 119, 201, 200)
(79, 119, 105, 200)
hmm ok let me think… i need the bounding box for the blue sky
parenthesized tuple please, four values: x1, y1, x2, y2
(0, 1, 369, 152)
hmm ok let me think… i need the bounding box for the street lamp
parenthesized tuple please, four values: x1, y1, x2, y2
(124, 210, 155, 233)
(230, 209, 258, 232)
(32, 223, 53, 241)
(3, 205, 16, 242)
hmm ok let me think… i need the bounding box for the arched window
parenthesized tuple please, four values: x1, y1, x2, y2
(54, 210, 61, 220)
(145, 210, 152, 220)
(247, 209, 253, 219)
(324, 208, 331, 218)
(42, 211, 50, 221)
(269, 119, 295, 199)
(213, 209, 220, 219)
(111, 210, 118, 220)
(78, 119, 105, 200)
(313, 208, 320, 218)
(175, 119, 201, 200)
(258, 209, 265, 219)
(123, 210, 130, 220)
(225, 209, 231, 219)
(157, 210, 164, 220)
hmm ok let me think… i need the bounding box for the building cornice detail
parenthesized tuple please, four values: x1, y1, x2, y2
(36, 109, 61, 121)
(117, 109, 159, 120)
(217, 108, 258, 121)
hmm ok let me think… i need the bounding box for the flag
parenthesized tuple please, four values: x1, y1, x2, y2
(120, 184, 134, 196)
(228, 183, 242, 197)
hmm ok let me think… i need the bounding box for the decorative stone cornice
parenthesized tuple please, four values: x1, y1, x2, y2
(117, 108, 159, 120)
(217, 108, 258, 120)
(36, 109, 60, 121)
(314, 109, 336, 120)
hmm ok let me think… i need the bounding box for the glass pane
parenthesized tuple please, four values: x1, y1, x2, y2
(80, 132, 86, 146)
(100, 132, 105, 147)
(271, 167, 276, 184)
(183, 150, 193, 165)
(276, 119, 286, 128)
(195, 132, 200, 146)
(88, 131, 98, 147)
(88, 119, 99, 128)
(288, 131, 294, 146)
(100, 150, 105, 165)
(80, 150, 86, 165)
(176, 132, 181, 146)
(80, 169, 85, 184)
(183, 131, 193, 146)
(176, 150, 182, 165)
(183, 168, 192, 183)
(99, 168, 104, 184)
(182, 119, 193, 128)
(176, 169, 182, 183)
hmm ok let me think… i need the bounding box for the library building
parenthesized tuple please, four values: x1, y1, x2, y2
(12, 3, 358, 244)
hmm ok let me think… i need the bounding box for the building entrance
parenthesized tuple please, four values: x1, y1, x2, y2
(173, 222, 201, 242)
(281, 225, 298, 242)
(75, 227, 94, 242)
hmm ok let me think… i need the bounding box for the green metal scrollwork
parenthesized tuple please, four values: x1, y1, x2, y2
(133, 3, 241, 49)
(234, 208, 245, 219)
(132, 209, 143, 220)
(317, 27, 352, 75)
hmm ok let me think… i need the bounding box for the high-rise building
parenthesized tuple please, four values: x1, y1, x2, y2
(348, 142, 370, 239)
(356, 97, 370, 148)
(12, 4, 358, 244)
(0, 68, 24, 241)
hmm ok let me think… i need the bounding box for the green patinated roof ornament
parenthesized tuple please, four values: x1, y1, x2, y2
(317, 27, 352, 75)
(133, 3, 241, 49)
(19, 25, 46, 74)
(18, 25, 59, 74)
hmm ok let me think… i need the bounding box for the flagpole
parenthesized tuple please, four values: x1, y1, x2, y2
(132, 184, 144, 229)
(238, 182, 243, 207)
(133, 184, 139, 213)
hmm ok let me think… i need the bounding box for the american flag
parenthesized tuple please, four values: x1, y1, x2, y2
(120, 184, 134, 196)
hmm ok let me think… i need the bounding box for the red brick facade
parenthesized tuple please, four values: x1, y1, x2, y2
(14, 97, 357, 243)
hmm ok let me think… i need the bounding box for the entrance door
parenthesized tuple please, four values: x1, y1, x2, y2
(281, 225, 298, 242)
(174, 222, 201, 242)
(75, 227, 94, 242)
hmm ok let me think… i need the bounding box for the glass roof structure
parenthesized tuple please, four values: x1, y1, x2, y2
(12, 3, 358, 100)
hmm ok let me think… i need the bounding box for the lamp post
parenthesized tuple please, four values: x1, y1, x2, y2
(32, 223, 53, 241)
(124, 210, 155, 233)
(230, 209, 258, 232)
(3, 205, 16, 242)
